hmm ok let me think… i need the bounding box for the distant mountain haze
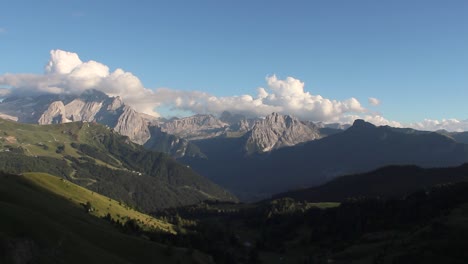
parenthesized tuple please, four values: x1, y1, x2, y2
(2, 89, 468, 201)
(182, 119, 468, 200)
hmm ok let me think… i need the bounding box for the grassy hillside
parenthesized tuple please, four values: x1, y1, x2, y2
(0, 171, 214, 264)
(22, 172, 175, 233)
(0, 118, 236, 211)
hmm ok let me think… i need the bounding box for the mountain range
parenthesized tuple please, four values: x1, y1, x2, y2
(0, 90, 335, 158)
(3, 89, 468, 263)
(274, 163, 468, 202)
(182, 119, 468, 200)
(2, 90, 468, 201)
(0, 118, 236, 211)
(0, 90, 204, 158)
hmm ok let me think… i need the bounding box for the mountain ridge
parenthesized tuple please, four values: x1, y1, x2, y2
(274, 163, 468, 202)
(0, 91, 343, 157)
(244, 112, 321, 154)
(183, 119, 468, 200)
(0, 118, 237, 211)
(0, 90, 203, 158)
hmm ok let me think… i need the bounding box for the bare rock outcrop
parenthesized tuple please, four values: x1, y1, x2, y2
(245, 112, 321, 154)
(160, 114, 229, 140)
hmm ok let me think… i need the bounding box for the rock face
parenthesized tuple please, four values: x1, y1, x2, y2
(160, 112, 327, 154)
(0, 90, 341, 157)
(38, 101, 69, 124)
(245, 112, 322, 154)
(112, 106, 152, 145)
(34, 90, 152, 145)
(144, 126, 205, 158)
(0, 94, 72, 123)
(160, 114, 229, 140)
(235, 119, 256, 133)
(0, 90, 205, 157)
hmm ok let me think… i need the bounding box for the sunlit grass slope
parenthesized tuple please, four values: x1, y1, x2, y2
(0, 118, 237, 211)
(0, 119, 84, 158)
(0, 171, 214, 264)
(22, 172, 175, 234)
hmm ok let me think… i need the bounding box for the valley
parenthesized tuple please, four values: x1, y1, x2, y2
(2, 2, 467, 262)
(1, 91, 468, 263)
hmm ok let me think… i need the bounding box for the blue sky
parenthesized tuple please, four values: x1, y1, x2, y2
(1, 0, 468, 129)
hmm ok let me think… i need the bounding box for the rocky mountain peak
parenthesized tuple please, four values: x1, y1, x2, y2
(263, 112, 296, 127)
(245, 112, 321, 154)
(0, 90, 205, 158)
(108, 96, 123, 111)
(160, 114, 228, 140)
(79, 89, 110, 102)
(350, 119, 377, 130)
(112, 105, 151, 145)
(38, 101, 68, 124)
(0, 90, 152, 144)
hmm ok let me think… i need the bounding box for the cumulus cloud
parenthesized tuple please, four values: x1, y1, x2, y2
(1, 49, 466, 131)
(337, 114, 402, 128)
(161, 75, 367, 122)
(0, 50, 159, 115)
(45, 50, 83, 74)
(0, 49, 372, 122)
(368, 97, 381, 106)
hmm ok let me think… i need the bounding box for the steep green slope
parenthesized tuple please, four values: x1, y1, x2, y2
(0, 118, 236, 211)
(0, 171, 214, 264)
(22, 172, 175, 233)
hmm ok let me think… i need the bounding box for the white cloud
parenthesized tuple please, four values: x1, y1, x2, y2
(368, 97, 381, 106)
(1, 49, 466, 132)
(338, 114, 402, 128)
(338, 116, 468, 132)
(45, 50, 83, 74)
(407, 118, 468, 132)
(151, 74, 368, 122)
(0, 50, 159, 116)
(0, 49, 371, 122)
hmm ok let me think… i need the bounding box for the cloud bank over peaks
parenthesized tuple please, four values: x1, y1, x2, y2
(0, 49, 466, 131)
(262, 75, 366, 121)
(0, 49, 372, 122)
(0, 50, 158, 115)
(408, 118, 468, 132)
(163, 74, 369, 123)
